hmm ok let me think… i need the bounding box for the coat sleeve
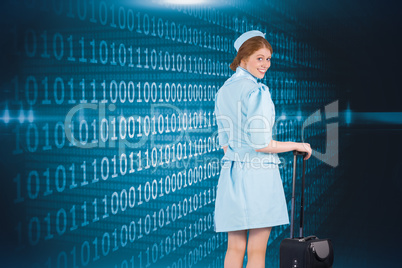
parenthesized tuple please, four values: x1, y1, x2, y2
(214, 92, 229, 147)
(245, 85, 275, 149)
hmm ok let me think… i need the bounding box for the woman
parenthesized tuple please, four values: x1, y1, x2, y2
(213, 30, 312, 268)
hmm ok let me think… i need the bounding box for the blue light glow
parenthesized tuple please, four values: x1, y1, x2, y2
(345, 103, 352, 125)
(28, 109, 34, 123)
(18, 108, 24, 123)
(3, 107, 10, 124)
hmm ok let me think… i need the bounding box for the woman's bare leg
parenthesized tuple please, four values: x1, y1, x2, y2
(246, 227, 272, 268)
(224, 230, 248, 268)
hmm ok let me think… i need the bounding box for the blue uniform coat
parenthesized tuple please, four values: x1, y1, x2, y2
(214, 66, 289, 232)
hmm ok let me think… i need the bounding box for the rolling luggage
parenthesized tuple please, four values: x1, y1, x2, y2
(279, 151, 334, 268)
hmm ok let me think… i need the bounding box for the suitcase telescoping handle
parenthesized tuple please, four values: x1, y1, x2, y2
(290, 150, 307, 239)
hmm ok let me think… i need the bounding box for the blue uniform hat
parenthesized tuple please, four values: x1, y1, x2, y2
(234, 30, 266, 52)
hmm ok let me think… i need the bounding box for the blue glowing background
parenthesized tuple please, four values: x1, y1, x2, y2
(1, 0, 401, 267)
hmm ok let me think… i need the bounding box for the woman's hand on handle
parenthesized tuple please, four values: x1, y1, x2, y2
(255, 140, 311, 157)
(254, 140, 311, 160)
(296, 143, 312, 160)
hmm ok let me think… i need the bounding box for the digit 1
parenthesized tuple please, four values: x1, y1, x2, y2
(137, 184, 143, 205)
(136, 47, 142, 68)
(92, 198, 99, 222)
(89, 0, 97, 23)
(69, 163, 77, 189)
(43, 168, 53, 196)
(110, 42, 116, 65)
(138, 251, 143, 268)
(110, 118, 117, 140)
(13, 174, 24, 203)
(92, 158, 99, 183)
(110, 4, 116, 27)
(70, 205, 78, 231)
(68, 78, 76, 104)
(67, 35, 76, 61)
(41, 77, 51, 104)
(40, 30, 50, 58)
(143, 48, 149, 68)
(66, 0, 75, 18)
(70, 246, 78, 268)
(112, 228, 118, 251)
(80, 79, 87, 103)
(136, 150, 143, 171)
(79, 37, 87, 62)
(44, 213, 54, 240)
(81, 201, 89, 227)
(90, 39, 98, 63)
(68, 121, 76, 146)
(102, 195, 109, 219)
(137, 218, 143, 239)
(183, 142, 187, 159)
(92, 237, 100, 261)
(42, 123, 52, 150)
(90, 79, 98, 103)
(129, 152, 135, 174)
(136, 12, 142, 33)
(81, 161, 88, 186)
(128, 46, 134, 67)
(101, 80, 107, 103)
(70, 247, 78, 268)
(111, 155, 117, 178)
(91, 119, 98, 143)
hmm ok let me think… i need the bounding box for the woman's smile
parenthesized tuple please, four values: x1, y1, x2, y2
(240, 47, 272, 79)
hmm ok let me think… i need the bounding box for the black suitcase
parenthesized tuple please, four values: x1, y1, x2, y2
(279, 151, 334, 268)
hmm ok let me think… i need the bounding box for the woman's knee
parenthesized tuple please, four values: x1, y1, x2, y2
(247, 227, 271, 252)
(228, 242, 247, 254)
(227, 230, 247, 253)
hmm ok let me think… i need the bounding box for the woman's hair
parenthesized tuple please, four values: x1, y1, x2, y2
(230, 36, 273, 71)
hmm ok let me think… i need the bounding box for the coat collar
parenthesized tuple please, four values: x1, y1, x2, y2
(232, 66, 258, 84)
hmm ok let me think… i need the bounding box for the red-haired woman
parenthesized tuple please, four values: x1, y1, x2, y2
(214, 30, 312, 268)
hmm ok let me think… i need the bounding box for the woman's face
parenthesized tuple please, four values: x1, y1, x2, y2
(240, 47, 271, 79)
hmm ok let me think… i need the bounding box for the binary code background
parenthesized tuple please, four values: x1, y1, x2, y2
(1, 0, 401, 267)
